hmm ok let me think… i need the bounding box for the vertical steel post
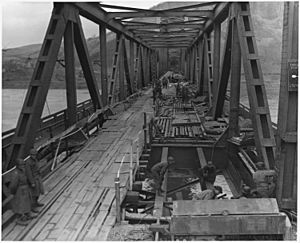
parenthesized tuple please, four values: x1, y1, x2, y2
(64, 21, 77, 127)
(130, 140, 133, 190)
(115, 177, 121, 223)
(228, 6, 241, 138)
(276, 1, 298, 210)
(119, 36, 125, 101)
(213, 22, 221, 106)
(99, 24, 108, 106)
(143, 112, 147, 149)
(129, 40, 135, 90)
(198, 39, 204, 94)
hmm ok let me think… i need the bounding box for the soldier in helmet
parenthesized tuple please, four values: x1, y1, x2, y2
(10, 159, 37, 225)
(26, 149, 45, 212)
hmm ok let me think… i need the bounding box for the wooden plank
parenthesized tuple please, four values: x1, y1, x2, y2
(96, 225, 112, 240)
(99, 190, 115, 211)
(171, 214, 286, 235)
(75, 187, 104, 214)
(103, 215, 116, 226)
(22, 213, 54, 241)
(173, 198, 279, 216)
(2, 220, 16, 239)
(35, 223, 55, 241)
(67, 187, 107, 240)
(196, 147, 207, 167)
(4, 224, 26, 241)
(83, 211, 108, 240)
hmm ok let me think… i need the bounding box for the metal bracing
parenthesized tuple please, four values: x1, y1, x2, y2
(202, 33, 210, 101)
(276, 2, 298, 210)
(122, 39, 133, 96)
(197, 39, 204, 93)
(73, 13, 103, 109)
(6, 4, 72, 169)
(195, 44, 200, 86)
(236, 2, 276, 169)
(99, 24, 108, 106)
(204, 34, 213, 107)
(191, 2, 230, 46)
(212, 22, 221, 105)
(6, 3, 101, 169)
(74, 2, 150, 48)
(212, 17, 232, 119)
(228, 6, 241, 138)
(64, 21, 77, 128)
(139, 46, 146, 87)
(118, 35, 125, 101)
(107, 10, 213, 19)
(133, 44, 140, 90)
(108, 34, 123, 105)
(189, 47, 195, 82)
(150, 50, 157, 84)
(129, 40, 135, 86)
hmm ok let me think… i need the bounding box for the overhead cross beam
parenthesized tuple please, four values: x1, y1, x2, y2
(74, 2, 151, 48)
(126, 23, 204, 30)
(144, 37, 194, 41)
(122, 19, 205, 26)
(133, 29, 199, 34)
(107, 10, 213, 19)
(100, 2, 216, 12)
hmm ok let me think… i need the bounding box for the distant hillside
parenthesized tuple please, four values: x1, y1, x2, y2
(2, 2, 283, 89)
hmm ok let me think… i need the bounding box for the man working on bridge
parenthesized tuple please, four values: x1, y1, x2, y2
(151, 156, 175, 195)
(26, 149, 45, 213)
(194, 185, 223, 200)
(198, 161, 217, 191)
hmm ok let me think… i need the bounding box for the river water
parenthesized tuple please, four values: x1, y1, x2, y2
(2, 89, 91, 131)
(2, 74, 279, 132)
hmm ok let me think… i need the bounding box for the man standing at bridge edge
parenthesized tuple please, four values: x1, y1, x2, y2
(26, 149, 45, 212)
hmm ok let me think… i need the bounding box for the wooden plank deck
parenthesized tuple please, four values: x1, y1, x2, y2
(2, 90, 153, 241)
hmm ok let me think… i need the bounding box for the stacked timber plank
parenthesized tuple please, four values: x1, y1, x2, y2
(2, 90, 153, 241)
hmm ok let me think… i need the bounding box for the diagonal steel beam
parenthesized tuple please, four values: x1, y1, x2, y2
(6, 4, 69, 169)
(74, 14, 103, 109)
(74, 2, 150, 48)
(192, 2, 230, 46)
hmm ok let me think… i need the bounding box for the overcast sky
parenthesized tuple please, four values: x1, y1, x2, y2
(1, 0, 205, 49)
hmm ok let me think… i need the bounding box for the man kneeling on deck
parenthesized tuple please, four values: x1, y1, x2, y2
(193, 185, 223, 200)
(151, 156, 175, 195)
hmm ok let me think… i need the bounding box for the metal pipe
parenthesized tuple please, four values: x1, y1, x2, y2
(143, 112, 147, 149)
(115, 177, 121, 223)
(130, 140, 133, 190)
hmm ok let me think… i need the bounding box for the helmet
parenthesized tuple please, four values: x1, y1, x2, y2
(242, 185, 251, 194)
(30, 149, 38, 155)
(167, 156, 175, 163)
